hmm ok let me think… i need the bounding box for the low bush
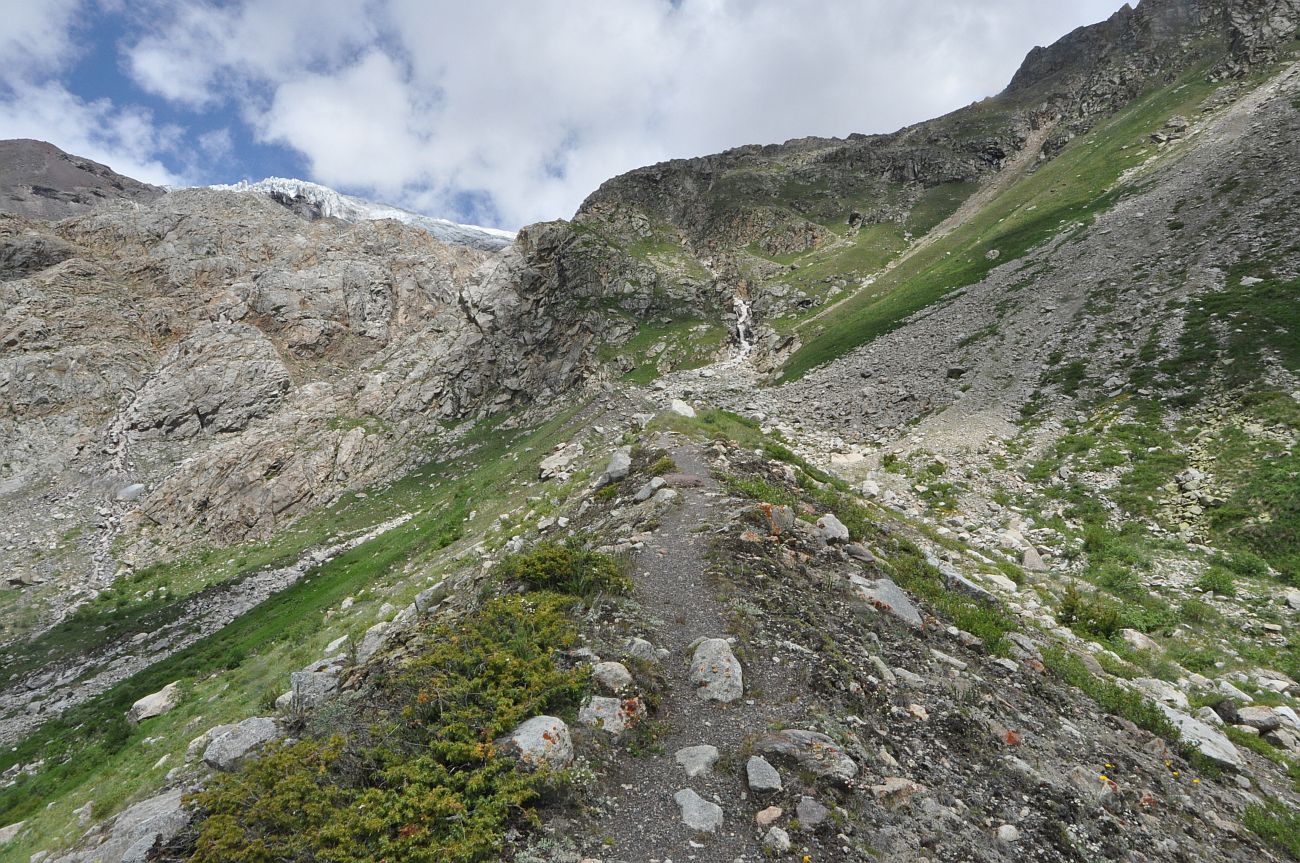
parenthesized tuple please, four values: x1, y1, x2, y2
(495, 541, 630, 598)
(187, 593, 588, 863)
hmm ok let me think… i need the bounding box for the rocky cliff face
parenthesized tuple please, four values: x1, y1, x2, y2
(0, 188, 648, 636)
(0, 140, 162, 221)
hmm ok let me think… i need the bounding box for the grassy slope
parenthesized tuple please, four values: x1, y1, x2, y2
(778, 61, 1222, 381)
(0, 404, 592, 863)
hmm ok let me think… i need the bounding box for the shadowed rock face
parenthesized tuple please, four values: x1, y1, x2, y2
(0, 139, 163, 221)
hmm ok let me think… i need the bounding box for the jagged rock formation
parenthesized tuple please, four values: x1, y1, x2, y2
(0, 140, 162, 221)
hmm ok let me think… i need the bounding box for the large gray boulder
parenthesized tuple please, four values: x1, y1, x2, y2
(688, 638, 743, 702)
(849, 575, 922, 628)
(1157, 705, 1244, 771)
(44, 789, 189, 863)
(202, 717, 282, 771)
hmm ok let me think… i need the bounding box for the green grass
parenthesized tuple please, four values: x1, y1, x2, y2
(1245, 799, 1300, 860)
(1040, 646, 1178, 742)
(0, 404, 593, 861)
(598, 316, 727, 384)
(780, 62, 1222, 380)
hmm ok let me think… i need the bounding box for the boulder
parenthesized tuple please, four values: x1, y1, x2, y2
(202, 717, 282, 771)
(1156, 705, 1244, 771)
(1121, 629, 1161, 652)
(1238, 705, 1282, 732)
(688, 638, 743, 702)
(796, 795, 830, 828)
(600, 447, 632, 485)
(1132, 677, 1188, 709)
(127, 682, 181, 724)
(816, 513, 850, 542)
(0, 822, 22, 845)
(497, 716, 573, 769)
(673, 788, 722, 833)
(764, 826, 792, 851)
(288, 670, 338, 708)
(669, 399, 696, 418)
(356, 620, 392, 664)
(755, 729, 858, 783)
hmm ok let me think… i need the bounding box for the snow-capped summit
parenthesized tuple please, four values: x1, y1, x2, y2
(207, 177, 515, 251)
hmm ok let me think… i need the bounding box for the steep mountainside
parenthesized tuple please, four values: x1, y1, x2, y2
(0, 140, 162, 221)
(4, 2, 1300, 862)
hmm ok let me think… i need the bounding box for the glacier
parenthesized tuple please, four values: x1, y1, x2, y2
(206, 177, 515, 251)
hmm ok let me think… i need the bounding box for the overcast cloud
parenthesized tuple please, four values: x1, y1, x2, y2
(0, 0, 1124, 228)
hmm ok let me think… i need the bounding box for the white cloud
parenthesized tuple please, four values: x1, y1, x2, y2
(0, 0, 83, 80)
(93, 0, 1134, 226)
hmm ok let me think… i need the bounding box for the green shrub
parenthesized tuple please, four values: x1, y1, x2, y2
(647, 455, 678, 476)
(1195, 565, 1236, 597)
(494, 541, 630, 598)
(1058, 583, 1124, 639)
(187, 594, 588, 863)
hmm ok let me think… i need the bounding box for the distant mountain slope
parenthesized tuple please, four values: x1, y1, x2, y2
(208, 177, 516, 251)
(0, 139, 163, 221)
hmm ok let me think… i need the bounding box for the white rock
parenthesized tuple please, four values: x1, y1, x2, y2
(689, 638, 744, 702)
(578, 695, 645, 735)
(0, 822, 23, 845)
(1157, 705, 1244, 770)
(499, 716, 573, 769)
(1121, 629, 1161, 652)
(128, 681, 181, 724)
(202, 717, 282, 771)
(1132, 677, 1188, 709)
(816, 513, 850, 543)
(592, 661, 634, 694)
(669, 399, 696, 418)
(674, 744, 720, 778)
(746, 755, 783, 792)
(997, 824, 1021, 843)
(763, 826, 792, 851)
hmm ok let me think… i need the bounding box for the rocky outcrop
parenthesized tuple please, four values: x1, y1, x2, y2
(0, 139, 162, 221)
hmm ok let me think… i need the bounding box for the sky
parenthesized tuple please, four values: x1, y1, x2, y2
(0, 0, 1125, 229)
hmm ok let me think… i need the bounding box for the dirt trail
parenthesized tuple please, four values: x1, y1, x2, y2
(592, 438, 797, 861)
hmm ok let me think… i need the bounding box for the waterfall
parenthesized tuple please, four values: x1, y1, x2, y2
(734, 295, 754, 358)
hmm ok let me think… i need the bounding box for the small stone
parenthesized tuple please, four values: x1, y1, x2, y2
(1121, 629, 1160, 652)
(674, 745, 720, 778)
(795, 795, 829, 828)
(997, 824, 1021, 843)
(764, 826, 792, 852)
(746, 755, 783, 792)
(755, 805, 783, 828)
(673, 788, 722, 833)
